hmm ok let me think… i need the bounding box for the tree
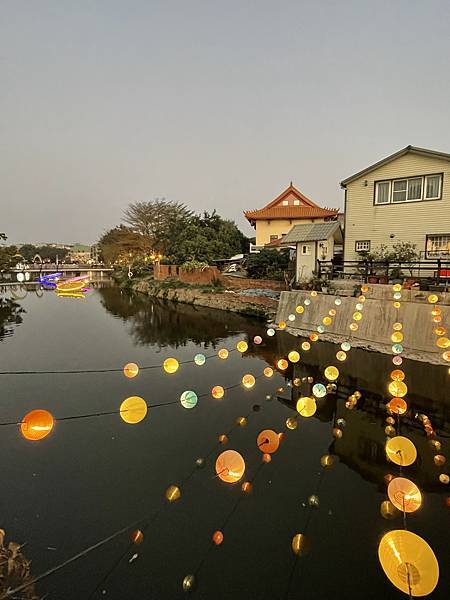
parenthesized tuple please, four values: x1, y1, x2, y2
(0, 233, 18, 271)
(246, 249, 290, 280)
(98, 225, 147, 264)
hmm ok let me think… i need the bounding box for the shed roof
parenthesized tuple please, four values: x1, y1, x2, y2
(281, 222, 342, 244)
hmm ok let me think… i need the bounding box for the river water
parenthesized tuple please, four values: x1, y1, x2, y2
(0, 285, 448, 599)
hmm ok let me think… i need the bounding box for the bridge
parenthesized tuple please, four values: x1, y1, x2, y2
(2, 264, 114, 285)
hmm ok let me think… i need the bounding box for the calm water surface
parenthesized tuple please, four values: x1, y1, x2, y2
(0, 285, 448, 599)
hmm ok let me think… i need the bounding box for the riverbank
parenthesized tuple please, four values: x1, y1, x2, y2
(129, 276, 282, 319)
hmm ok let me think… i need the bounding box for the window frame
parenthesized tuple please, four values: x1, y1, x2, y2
(355, 240, 371, 253)
(425, 233, 450, 258)
(269, 235, 279, 242)
(373, 173, 443, 205)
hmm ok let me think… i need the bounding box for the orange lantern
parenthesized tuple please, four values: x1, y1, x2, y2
(277, 359, 288, 370)
(242, 374, 256, 389)
(218, 348, 229, 360)
(390, 369, 405, 381)
(309, 333, 318, 342)
(257, 429, 280, 454)
(215, 450, 245, 483)
(264, 367, 274, 377)
(262, 453, 271, 463)
(278, 321, 286, 330)
(212, 386, 225, 399)
(388, 477, 422, 512)
(212, 530, 224, 545)
(387, 397, 407, 415)
(20, 409, 54, 441)
(131, 529, 144, 545)
(218, 434, 228, 444)
(123, 362, 139, 378)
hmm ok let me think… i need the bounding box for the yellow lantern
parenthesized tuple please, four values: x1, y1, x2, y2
(218, 348, 229, 360)
(427, 294, 439, 304)
(352, 311, 362, 321)
(324, 365, 339, 381)
(320, 454, 334, 468)
(212, 385, 225, 399)
(163, 357, 179, 374)
(388, 477, 422, 512)
(336, 351, 347, 361)
(291, 533, 310, 556)
(391, 331, 403, 343)
(165, 485, 181, 502)
(120, 396, 148, 424)
(310, 290, 318, 297)
(349, 322, 358, 331)
(123, 362, 139, 378)
(296, 396, 317, 417)
(242, 374, 256, 389)
(215, 450, 245, 483)
(288, 350, 300, 363)
(295, 305, 304, 314)
(436, 337, 450, 348)
(278, 321, 286, 329)
(277, 359, 288, 370)
(301, 341, 311, 351)
(323, 316, 332, 326)
(380, 500, 398, 520)
(361, 285, 369, 293)
(393, 301, 401, 308)
(236, 340, 248, 353)
(386, 436, 417, 466)
(392, 283, 402, 292)
(388, 380, 407, 397)
(264, 367, 274, 377)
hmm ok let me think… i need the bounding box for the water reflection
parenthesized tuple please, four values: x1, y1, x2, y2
(0, 296, 26, 341)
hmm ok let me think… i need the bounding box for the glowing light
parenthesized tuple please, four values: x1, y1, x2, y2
(393, 301, 401, 308)
(349, 322, 358, 331)
(436, 337, 450, 348)
(428, 294, 439, 303)
(262, 453, 271, 463)
(324, 365, 339, 381)
(131, 530, 144, 545)
(288, 313, 296, 321)
(434, 454, 446, 466)
(361, 285, 369, 292)
(336, 350, 347, 361)
(194, 353, 206, 366)
(434, 326, 446, 336)
(353, 311, 362, 321)
(278, 321, 286, 329)
(391, 343, 404, 354)
(358, 295, 366, 302)
(316, 325, 324, 334)
(295, 305, 304, 314)
(123, 362, 139, 378)
(212, 386, 225, 399)
(309, 333, 318, 342)
(388, 380, 407, 397)
(439, 474, 449, 484)
(442, 351, 450, 362)
(218, 348, 229, 360)
(212, 530, 223, 545)
(163, 358, 179, 374)
(253, 335, 262, 345)
(392, 284, 402, 292)
(335, 298, 342, 306)
(291, 533, 310, 556)
(236, 416, 247, 426)
(329, 309, 337, 316)
(392, 355, 403, 366)
(390, 369, 405, 381)
(215, 450, 245, 483)
(180, 390, 198, 409)
(312, 383, 327, 398)
(311, 290, 318, 297)
(323, 316, 332, 326)
(182, 575, 195, 592)
(264, 367, 274, 377)
(257, 429, 280, 453)
(242, 374, 256, 389)
(386, 436, 417, 466)
(20, 409, 54, 441)
(277, 359, 288, 370)
(393, 292, 402, 300)
(320, 454, 334, 467)
(391, 331, 404, 343)
(393, 322, 403, 331)
(301, 341, 311, 351)
(380, 500, 398, 520)
(286, 416, 298, 430)
(296, 396, 317, 417)
(387, 397, 407, 415)
(267, 328, 275, 337)
(218, 434, 228, 444)
(236, 341, 248, 353)
(304, 299, 311, 306)
(241, 481, 252, 493)
(288, 350, 300, 363)
(388, 477, 422, 512)
(166, 485, 181, 502)
(355, 303, 364, 311)
(341, 341, 351, 351)
(120, 396, 148, 424)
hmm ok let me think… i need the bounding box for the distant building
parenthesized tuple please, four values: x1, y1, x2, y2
(341, 145, 450, 261)
(66, 243, 92, 263)
(244, 183, 339, 251)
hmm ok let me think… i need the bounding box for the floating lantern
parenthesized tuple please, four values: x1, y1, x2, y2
(361, 284, 369, 292)
(434, 326, 446, 336)
(278, 321, 286, 329)
(335, 298, 342, 306)
(323, 316, 332, 326)
(439, 474, 449, 484)
(253, 335, 262, 345)
(296, 396, 317, 417)
(392, 355, 403, 366)
(378, 530, 439, 596)
(182, 575, 195, 592)
(393, 322, 403, 331)
(392, 283, 402, 292)
(320, 454, 334, 468)
(288, 350, 300, 363)
(180, 391, 198, 409)
(336, 350, 347, 361)
(218, 348, 229, 360)
(393, 292, 402, 300)
(262, 453, 271, 463)
(166, 485, 181, 502)
(393, 301, 401, 308)
(336, 418, 346, 428)
(442, 351, 450, 362)
(293, 377, 301, 386)
(215, 450, 245, 483)
(120, 396, 148, 424)
(380, 500, 398, 520)
(123, 362, 139, 378)
(242, 374, 256, 389)
(241, 481, 252, 493)
(301, 341, 311, 351)
(291, 533, 310, 556)
(236, 416, 247, 426)
(384, 473, 395, 486)
(353, 311, 362, 321)
(288, 313, 296, 321)
(195, 457, 205, 468)
(387, 397, 407, 415)
(218, 434, 228, 444)
(390, 369, 405, 381)
(431, 307, 441, 316)
(391, 343, 403, 354)
(349, 322, 358, 331)
(355, 303, 364, 311)
(317, 325, 325, 334)
(388, 380, 407, 397)
(358, 295, 366, 302)
(312, 383, 327, 398)
(131, 529, 144, 545)
(163, 358, 179, 374)
(309, 333, 318, 342)
(212, 531, 223, 545)
(327, 383, 337, 393)
(391, 331, 404, 343)
(257, 429, 280, 453)
(386, 424, 397, 436)
(332, 427, 343, 439)
(264, 367, 274, 377)
(308, 495, 320, 508)
(434, 454, 446, 466)
(388, 477, 422, 512)
(212, 386, 225, 399)
(427, 294, 439, 304)
(20, 409, 54, 441)
(329, 309, 337, 316)
(295, 305, 304, 314)
(433, 315, 442, 323)
(277, 359, 288, 370)
(237, 340, 248, 353)
(341, 341, 351, 351)
(436, 337, 450, 348)
(267, 328, 275, 337)
(386, 436, 417, 466)
(194, 353, 206, 366)
(324, 365, 339, 381)
(304, 299, 311, 306)
(311, 290, 318, 297)
(286, 416, 298, 430)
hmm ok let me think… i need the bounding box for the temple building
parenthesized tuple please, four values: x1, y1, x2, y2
(244, 182, 340, 250)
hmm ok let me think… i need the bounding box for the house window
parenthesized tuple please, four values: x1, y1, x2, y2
(293, 199, 300, 205)
(282, 200, 288, 206)
(270, 235, 278, 241)
(375, 174, 442, 204)
(301, 244, 311, 255)
(355, 240, 371, 252)
(426, 234, 450, 257)
(375, 181, 390, 204)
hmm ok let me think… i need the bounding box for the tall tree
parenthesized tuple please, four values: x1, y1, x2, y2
(98, 225, 147, 264)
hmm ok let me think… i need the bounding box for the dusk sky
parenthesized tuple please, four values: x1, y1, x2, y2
(2, 0, 450, 244)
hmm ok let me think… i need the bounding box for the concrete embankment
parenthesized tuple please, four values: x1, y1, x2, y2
(276, 285, 450, 363)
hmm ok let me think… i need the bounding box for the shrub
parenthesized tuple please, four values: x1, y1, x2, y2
(246, 249, 290, 280)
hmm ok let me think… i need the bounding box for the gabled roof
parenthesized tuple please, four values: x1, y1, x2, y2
(244, 183, 339, 224)
(281, 222, 342, 244)
(340, 145, 450, 187)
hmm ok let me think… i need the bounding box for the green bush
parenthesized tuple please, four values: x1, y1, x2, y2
(246, 249, 290, 280)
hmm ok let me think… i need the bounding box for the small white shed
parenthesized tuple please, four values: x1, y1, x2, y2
(282, 222, 343, 281)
